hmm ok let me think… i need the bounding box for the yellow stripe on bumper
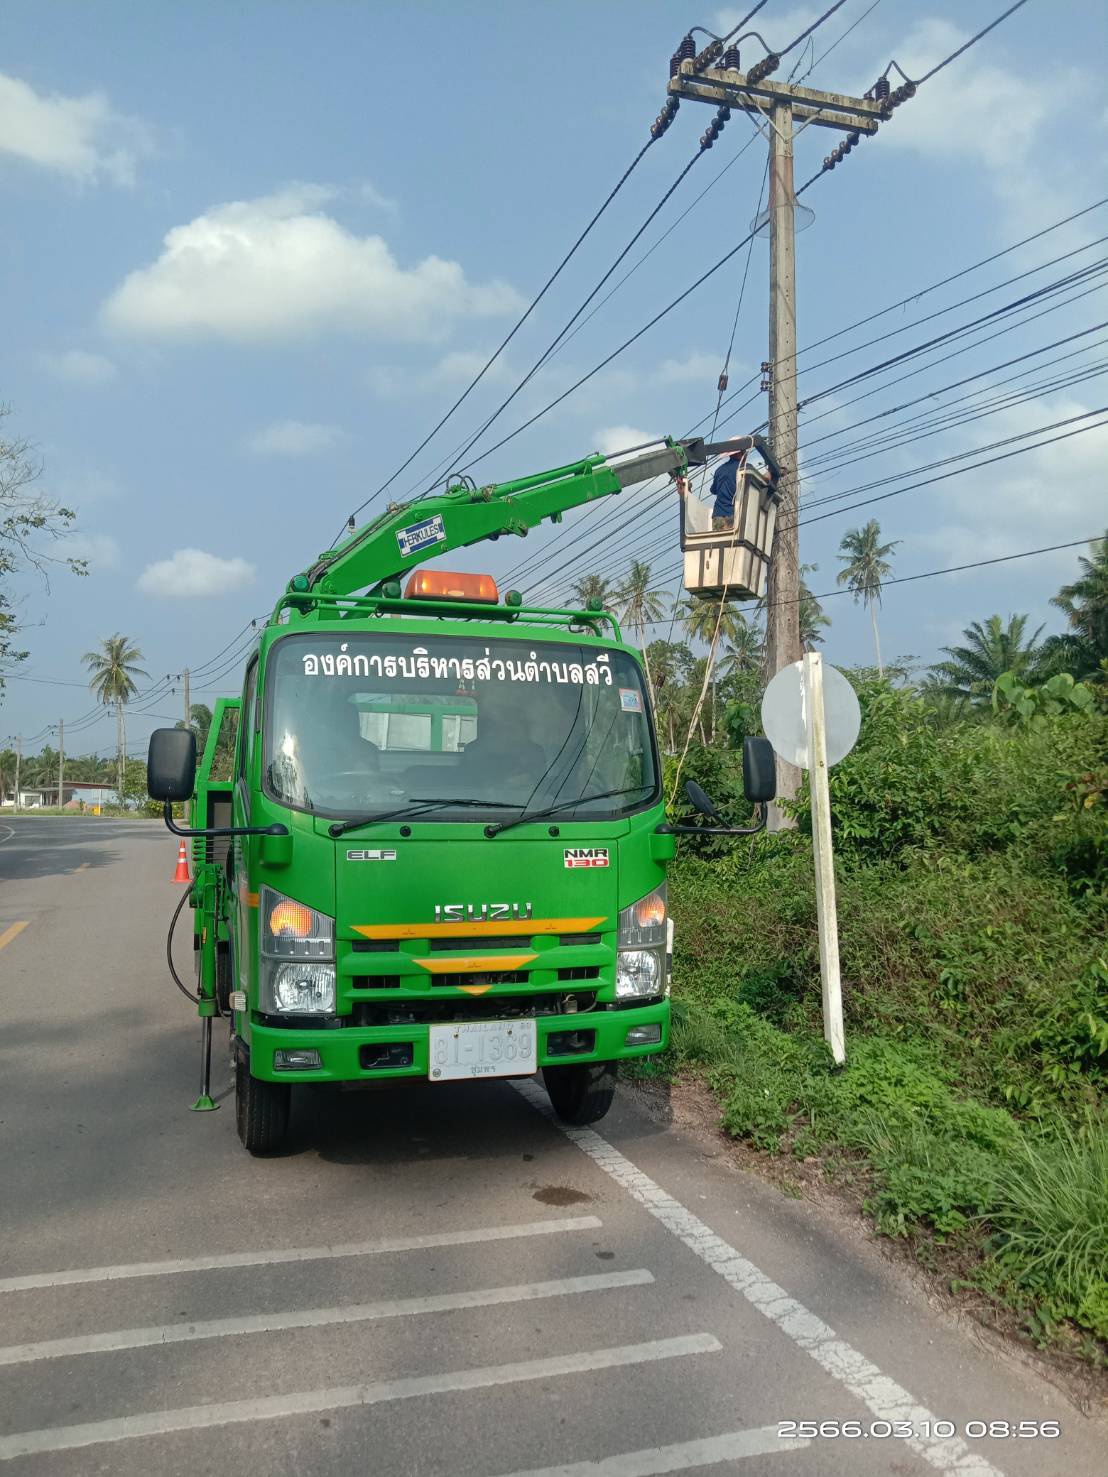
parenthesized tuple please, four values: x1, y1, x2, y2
(411, 954, 538, 974)
(353, 917, 605, 941)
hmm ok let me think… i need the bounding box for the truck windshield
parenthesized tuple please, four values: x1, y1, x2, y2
(263, 632, 658, 822)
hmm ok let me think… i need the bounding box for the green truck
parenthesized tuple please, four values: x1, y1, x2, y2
(148, 437, 778, 1153)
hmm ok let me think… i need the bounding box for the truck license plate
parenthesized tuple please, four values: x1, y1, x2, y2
(429, 1019, 537, 1081)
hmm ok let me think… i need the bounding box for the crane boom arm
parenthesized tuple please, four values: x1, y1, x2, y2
(287, 435, 778, 599)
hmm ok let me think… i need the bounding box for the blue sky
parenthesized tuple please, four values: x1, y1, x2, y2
(2, 1, 1106, 757)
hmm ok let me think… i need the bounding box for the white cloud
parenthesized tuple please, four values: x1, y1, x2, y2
(56, 532, 120, 570)
(137, 548, 256, 597)
(101, 187, 523, 342)
(907, 394, 1108, 576)
(593, 425, 660, 456)
(245, 419, 345, 456)
(0, 70, 150, 185)
(885, 20, 1043, 173)
(653, 350, 722, 386)
(40, 349, 117, 385)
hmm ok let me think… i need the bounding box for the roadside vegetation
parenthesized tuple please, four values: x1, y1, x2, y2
(620, 527, 1108, 1365)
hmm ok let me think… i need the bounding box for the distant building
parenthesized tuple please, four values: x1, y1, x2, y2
(2, 781, 120, 809)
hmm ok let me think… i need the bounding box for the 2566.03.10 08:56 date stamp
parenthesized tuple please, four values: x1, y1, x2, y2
(777, 1420, 1061, 1440)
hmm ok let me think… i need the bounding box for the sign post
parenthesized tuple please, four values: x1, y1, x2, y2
(804, 654, 845, 1064)
(761, 656, 860, 1066)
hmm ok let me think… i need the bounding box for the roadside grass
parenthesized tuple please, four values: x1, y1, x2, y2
(660, 806, 1108, 1362)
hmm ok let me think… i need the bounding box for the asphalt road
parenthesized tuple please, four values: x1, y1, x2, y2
(0, 817, 1101, 1477)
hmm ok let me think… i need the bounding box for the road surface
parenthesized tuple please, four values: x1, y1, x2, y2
(0, 817, 1100, 1475)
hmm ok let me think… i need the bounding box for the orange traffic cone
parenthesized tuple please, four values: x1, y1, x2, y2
(173, 840, 191, 884)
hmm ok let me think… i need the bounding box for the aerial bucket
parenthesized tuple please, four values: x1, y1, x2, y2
(679, 463, 779, 601)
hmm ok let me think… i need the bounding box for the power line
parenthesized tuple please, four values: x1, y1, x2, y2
(335, 131, 671, 536)
(915, 0, 1029, 84)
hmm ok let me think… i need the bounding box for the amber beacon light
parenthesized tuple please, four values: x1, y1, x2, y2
(404, 570, 500, 604)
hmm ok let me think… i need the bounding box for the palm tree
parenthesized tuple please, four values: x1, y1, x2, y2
(926, 614, 1043, 703)
(84, 634, 147, 800)
(719, 613, 764, 676)
(836, 520, 900, 675)
(798, 564, 830, 652)
(569, 573, 614, 610)
(613, 561, 665, 708)
(1046, 528, 1108, 675)
(679, 596, 746, 648)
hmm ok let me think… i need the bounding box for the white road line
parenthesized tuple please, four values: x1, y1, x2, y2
(514, 1081, 1008, 1477)
(0, 1214, 602, 1294)
(0, 1268, 653, 1367)
(494, 1427, 811, 1476)
(0, 1332, 721, 1461)
(0, 824, 14, 845)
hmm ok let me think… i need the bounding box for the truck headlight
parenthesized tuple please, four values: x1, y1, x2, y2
(265, 961, 336, 1015)
(616, 884, 667, 1000)
(259, 888, 336, 1014)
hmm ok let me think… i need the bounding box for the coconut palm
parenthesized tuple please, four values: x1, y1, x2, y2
(1046, 528, 1108, 675)
(719, 613, 765, 676)
(679, 596, 746, 648)
(568, 573, 614, 611)
(84, 634, 147, 800)
(798, 564, 830, 651)
(836, 520, 900, 675)
(613, 561, 665, 707)
(926, 614, 1043, 703)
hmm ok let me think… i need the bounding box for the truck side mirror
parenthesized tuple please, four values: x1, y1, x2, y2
(684, 779, 725, 823)
(148, 728, 197, 802)
(742, 736, 776, 803)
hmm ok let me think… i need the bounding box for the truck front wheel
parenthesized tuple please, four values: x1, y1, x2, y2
(235, 1054, 290, 1154)
(542, 1061, 617, 1126)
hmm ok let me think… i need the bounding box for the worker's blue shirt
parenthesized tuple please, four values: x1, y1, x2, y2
(710, 460, 739, 520)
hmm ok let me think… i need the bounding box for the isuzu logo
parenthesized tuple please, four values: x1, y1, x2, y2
(433, 903, 533, 923)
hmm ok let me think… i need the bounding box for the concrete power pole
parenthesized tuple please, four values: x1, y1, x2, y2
(764, 100, 801, 826)
(14, 736, 22, 813)
(182, 668, 191, 731)
(668, 53, 882, 826)
(57, 719, 64, 811)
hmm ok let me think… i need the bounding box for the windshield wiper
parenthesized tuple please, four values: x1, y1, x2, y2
(328, 797, 520, 838)
(484, 785, 654, 838)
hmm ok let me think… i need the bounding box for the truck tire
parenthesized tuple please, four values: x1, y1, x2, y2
(542, 1061, 618, 1125)
(235, 1055, 290, 1155)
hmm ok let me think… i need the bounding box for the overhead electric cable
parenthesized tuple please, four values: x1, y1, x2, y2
(335, 133, 672, 538)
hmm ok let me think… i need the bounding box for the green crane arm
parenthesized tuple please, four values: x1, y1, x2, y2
(286, 434, 777, 600)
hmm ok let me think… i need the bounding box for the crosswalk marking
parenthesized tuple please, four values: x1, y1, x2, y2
(0, 1215, 603, 1294)
(0, 1268, 654, 1366)
(0, 1333, 722, 1461)
(493, 1426, 811, 1475)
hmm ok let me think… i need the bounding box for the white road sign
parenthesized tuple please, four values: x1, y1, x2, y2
(760, 659, 861, 770)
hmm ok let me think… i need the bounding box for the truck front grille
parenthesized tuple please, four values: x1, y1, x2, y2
(350, 991, 597, 1027)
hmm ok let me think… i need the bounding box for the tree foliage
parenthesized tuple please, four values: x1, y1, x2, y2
(0, 407, 85, 693)
(926, 613, 1044, 702)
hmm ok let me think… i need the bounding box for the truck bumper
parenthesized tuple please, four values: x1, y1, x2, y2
(245, 999, 669, 1083)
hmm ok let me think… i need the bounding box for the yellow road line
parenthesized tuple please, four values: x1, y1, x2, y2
(0, 922, 29, 952)
(74, 863, 89, 873)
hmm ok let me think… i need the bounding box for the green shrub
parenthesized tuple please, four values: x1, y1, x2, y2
(987, 1123, 1108, 1340)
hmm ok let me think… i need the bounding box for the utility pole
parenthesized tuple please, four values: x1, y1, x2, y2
(764, 99, 801, 826)
(14, 736, 21, 813)
(57, 719, 64, 811)
(669, 51, 882, 826)
(182, 668, 191, 731)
